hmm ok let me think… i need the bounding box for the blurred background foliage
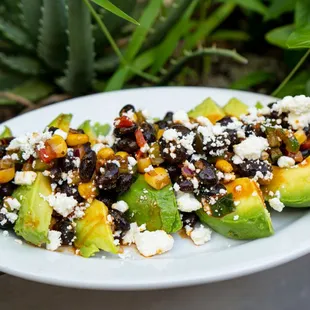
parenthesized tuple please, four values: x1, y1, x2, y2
(0, 0, 310, 121)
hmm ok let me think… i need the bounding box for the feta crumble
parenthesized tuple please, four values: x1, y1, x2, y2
(112, 201, 129, 213)
(269, 197, 285, 212)
(189, 225, 212, 246)
(4, 197, 21, 211)
(46, 230, 62, 251)
(233, 136, 269, 160)
(54, 129, 68, 140)
(176, 192, 202, 212)
(277, 156, 295, 168)
(14, 171, 37, 185)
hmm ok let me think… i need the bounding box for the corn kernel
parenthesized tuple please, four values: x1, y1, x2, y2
(215, 159, 233, 173)
(115, 151, 128, 159)
(78, 182, 98, 200)
(98, 147, 115, 160)
(46, 135, 67, 158)
(294, 129, 307, 145)
(144, 167, 171, 190)
(157, 129, 164, 140)
(66, 133, 89, 146)
(0, 167, 15, 184)
(137, 157, 152, 173)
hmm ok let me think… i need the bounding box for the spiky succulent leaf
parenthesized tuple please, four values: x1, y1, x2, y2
(0, 53, 43, 76)
(38, 0, 68, 71)
(0, 69, 26, 91)
(0, 79, 54, 105)
(20, 0, 43, 44)
(2, 0, 21, 24)
(0, 17, 33, 50)
(61, 0, 95, 95)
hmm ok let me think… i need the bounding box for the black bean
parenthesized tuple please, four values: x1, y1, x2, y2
(141, 122, 156, 143)
(0, 137, 14, 146)
(225, 129, 240, 146)
(120, 104, 135, 116)
(198, 165, 218, 185)
(0, 213, 13, 230)
(114, 124, 137, 137)
(159, 139, 189, 164)
(96, 162, 119, 190)
(217, 117, 233, 126)
(165, 165, 181, 183)
(59, 183, 84, 203)
(171, 124, 191, 136)
(116, 173, 134, 195)
(155, 120, 168, 129)
(164, 112, 173, 122)
(181, 212, 198, 228)
(0, 182, 16, 198)
(208, 183, 226, 196)
(97, 191, 117, 207)
(110, 209, 130, 232)
(48, 126, 58, 134)
(49, 167, 63, 182)
(79, 150, 96, 183)
(54, 219, 75, 245)
(83, 142, 92, 153)
(178, 179, 194, 193)
(115, 137, 139, 153)
(0, 145, 7, 158)
(193, 133, 204, 154)
(238, 159, 271, 179)
(59, 156, 75, 173)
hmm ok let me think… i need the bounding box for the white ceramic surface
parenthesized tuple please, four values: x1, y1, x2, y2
(0, 87, 309, 290)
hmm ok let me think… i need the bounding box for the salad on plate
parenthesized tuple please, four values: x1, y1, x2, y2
(1, 94, 310, 258)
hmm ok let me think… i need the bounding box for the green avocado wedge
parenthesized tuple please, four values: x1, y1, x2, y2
(263, 156, 310, 207)
(74, 199, 119, 258)
(14, 173, 53, 246)
(0, 126, 12, 138)
(78, 120, 111, 145)
(197, 178, 274, 240)
(223, 98, 248, 118)
(120, 174, 182, 233)
(48, 113, 73, 133)
(188, 97, 225, 124)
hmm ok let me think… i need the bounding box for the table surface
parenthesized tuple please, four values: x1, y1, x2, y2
(1, 253, 310, 310)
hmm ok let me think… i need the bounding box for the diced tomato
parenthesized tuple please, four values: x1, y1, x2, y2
(135, 150, 144, 160)
(38, 144, 56, 163)
(135, 129, 147, 148)
(301, 139, 310, 151)
(115, 116, 134, 128)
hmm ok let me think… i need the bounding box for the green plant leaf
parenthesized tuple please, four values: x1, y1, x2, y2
(184, 3, 236, 50)
(0, 17, 33, 50)
(91, 0, 139, 25)
(220, 0, 267, 15)
(230, 71, 274, 90)
(61, 0, 95, 95)
(287, 25, 310, 49)
(93, 122, 111, 136)
(0, 53, 43, 76)
(150, 0, 199, 74)
(265, 24, 294, 49)
(264, 0, 295, 21)
(295, 0, 310, 29)
(210, 30, 250, 41)
(0, 69, 26, 91)
(38, 0, 68, 71)
(0, 79, 54, 105)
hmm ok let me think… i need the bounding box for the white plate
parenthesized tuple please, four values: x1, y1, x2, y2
(1, 87, 309, 290)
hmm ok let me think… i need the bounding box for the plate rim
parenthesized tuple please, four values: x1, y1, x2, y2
(1, 86, 309, 290)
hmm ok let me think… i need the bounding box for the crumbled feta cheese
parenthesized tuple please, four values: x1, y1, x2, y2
(173, 110, 190, 124)
(15, 239, 23, 245)
(196, 116, 213, 127)
(234, 201, 240, 206)
(191, 177, 199, 189)
(14, 171, 37, 185)
(4, 197, 21, 211)
(72, 157, 81, 168)
(2, 230, 8, 237)
(122, 109, 135, 121)
(232, 155, 243, 165)
(46, 230, 62, 251)
(176, 192, 202, 212)
(6, 131, 52, 160)
(54, 129, 68, 140)
(189, 224, 212, 245)
(128, 156, 137, 167)
(241, 107, 265, 124)
(144, 165, 154, 173)
(42, 192, 78, 217)
(277, 156, 295, 168)
(173, 183, 180, 192)
(10, 153, 19, 161)
(179, 132, 195, 155)
(269, 197, 285, 212)
(134, 230, 174, 257)
(118, 249, 132, 260)
(163, 129, 180, 142)
(140, 143, 150, 153)
(92, 143, 105, 153)
(112, 201, 129, 213)
(233, 215, 239, 221)
(224, 173, 236, 183)
(233, 136, 269, 160)
(235, 185, 242, 192)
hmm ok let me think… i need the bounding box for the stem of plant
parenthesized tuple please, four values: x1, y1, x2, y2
(272, 49, 310, 97)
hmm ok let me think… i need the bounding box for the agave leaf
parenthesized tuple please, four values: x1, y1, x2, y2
(38, 0, 68, 71)
(61, 0, 95, 95)
(91, 0, 139, 25)
(0, 53, 43, 76)
(0, 79, 54, 105)
(0, 69, 26, 91)
(20, 0, 43, 44)
(0, 16, 33, 50)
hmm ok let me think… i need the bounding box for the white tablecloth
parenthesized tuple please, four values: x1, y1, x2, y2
(1, 254, 310, 310)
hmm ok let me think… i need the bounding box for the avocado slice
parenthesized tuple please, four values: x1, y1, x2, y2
(48, 113, 73, 132)
(0, 126, 12, 138)
(120, 174, 182, 233)
(263, 156, 310, 207)
(188, 97, 225, 123)
(78, 120, 111, 145)
(14, 172, 53, 246)
(197, 178, 274, 239)
(74, 199, 119, 258)
(223, 98, 248, 118)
